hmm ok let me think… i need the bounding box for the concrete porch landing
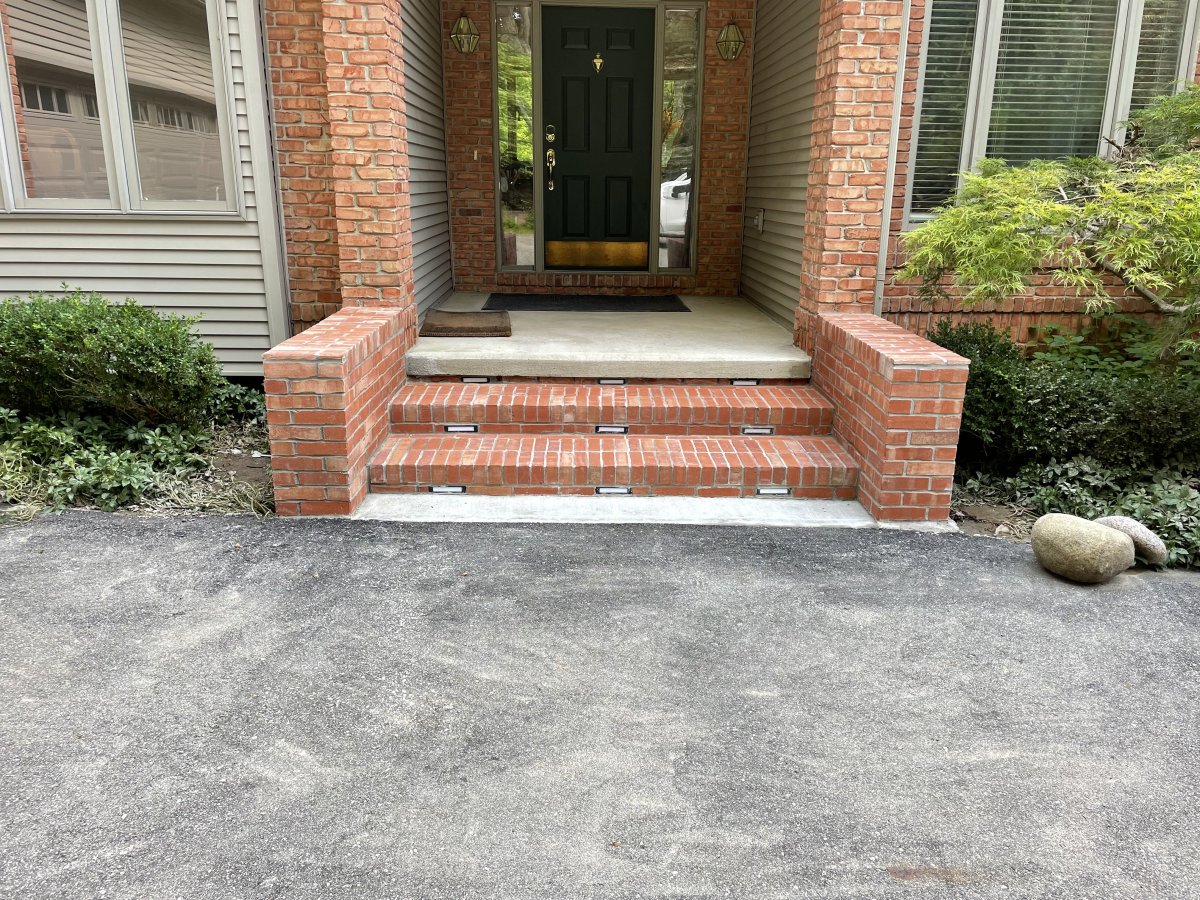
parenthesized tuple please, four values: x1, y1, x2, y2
(406, 294, 811, 380)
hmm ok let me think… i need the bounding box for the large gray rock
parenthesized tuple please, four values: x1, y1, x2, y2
(1031, 513, 1135, 584)
(1096, 516, 1169, 566)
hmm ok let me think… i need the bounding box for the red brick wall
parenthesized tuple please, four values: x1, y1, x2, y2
(877, 0, 1190, 345)
(265, 307, 409, 515)
(442, 0, 754, 296)
(813, 312, 968, 522)
(264, 0, 342, 332)
(265, 0, 419, 337)
(795, 0, 905, 351)
(322, 0, 417, 310)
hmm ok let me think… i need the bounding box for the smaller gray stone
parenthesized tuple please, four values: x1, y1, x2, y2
(1096, 516, 1169, 566)
(1031, 513, 1135, 584)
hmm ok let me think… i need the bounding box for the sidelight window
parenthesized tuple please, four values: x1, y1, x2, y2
(658, 7, 701, 271)
(496, 2, 535, 268)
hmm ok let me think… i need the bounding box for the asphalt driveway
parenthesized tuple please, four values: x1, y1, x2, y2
(1, 512, 1197, 899)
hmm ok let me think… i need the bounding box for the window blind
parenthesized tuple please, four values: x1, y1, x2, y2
(1131, 0, 1191, 110)
(909, 0, 979, 213)
(986, 0, 1121, 163)
(910, 0, 1194, 220)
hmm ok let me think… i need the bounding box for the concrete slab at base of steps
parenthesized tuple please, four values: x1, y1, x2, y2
(354, 493, 878, 529)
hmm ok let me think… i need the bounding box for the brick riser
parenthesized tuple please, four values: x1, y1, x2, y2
(370, 434, 859, 499)
(390, 383, 835, 437)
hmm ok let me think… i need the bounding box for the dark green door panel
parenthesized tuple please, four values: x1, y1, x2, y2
(542, 6, 655, 269)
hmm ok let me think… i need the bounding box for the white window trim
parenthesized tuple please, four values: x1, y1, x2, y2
(905, 0, 1200, 227)
(0, 0, 243, 217)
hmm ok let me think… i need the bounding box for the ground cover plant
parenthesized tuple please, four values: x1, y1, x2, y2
(0, 290, 272, 520)
(931, 318, 1200, 567)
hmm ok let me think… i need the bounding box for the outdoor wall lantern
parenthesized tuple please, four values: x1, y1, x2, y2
(716, 21, 745, 61)
(450, 13, 480, 53)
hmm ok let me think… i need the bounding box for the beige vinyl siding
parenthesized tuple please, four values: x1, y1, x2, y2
(401, 0, 453, 316)
(740, 0, 821, 325)
(0, 0, 288, 375)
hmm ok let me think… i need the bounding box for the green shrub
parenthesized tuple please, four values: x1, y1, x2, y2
(930, 319, 1200, 473)
(0, 408, 209, 511)
(927, 320, 1027, 468)
(968, 459, 1200, 568)
(0, 289, 223, 425)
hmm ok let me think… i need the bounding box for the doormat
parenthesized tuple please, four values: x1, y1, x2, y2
(483, 294, 689, 313)
(420, 309, 512, 338)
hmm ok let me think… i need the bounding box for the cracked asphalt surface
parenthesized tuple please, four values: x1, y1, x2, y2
(0, 511, 1197, 899)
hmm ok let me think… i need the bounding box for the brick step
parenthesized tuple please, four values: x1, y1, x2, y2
(369, 434, 859, 499)
(390, 383, 834, 436)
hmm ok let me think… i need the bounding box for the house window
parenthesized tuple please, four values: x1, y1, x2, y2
(21, 82, 71, 115)
(909, 0, 1200, 218)
(0, 0, 234, 211)
(7, 0, 110, 203)
(156, 105, 187, 130)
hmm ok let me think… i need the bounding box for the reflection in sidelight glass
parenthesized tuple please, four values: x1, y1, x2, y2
(496, 3, 535, 267)
(659, 8, 700, 269)
(120, 0, 227, 202)
(7, 0, 110, 200)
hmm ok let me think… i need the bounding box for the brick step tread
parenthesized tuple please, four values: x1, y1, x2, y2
(370, 434, 858, 496)
(390, 383, 834, 433)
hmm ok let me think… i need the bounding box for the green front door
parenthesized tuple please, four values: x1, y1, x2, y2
(541, 6, 656, 270)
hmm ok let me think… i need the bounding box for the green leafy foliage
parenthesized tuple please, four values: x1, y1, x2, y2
(0, 408, 210, 511)
(1128, 83, 1200, 157)
(0, 288, 223, 425)
(899, 87, 1200, 356)
(967, 460, 1200, 568)
(205, 381, 267, 427)
(932, 320, 1200, 473)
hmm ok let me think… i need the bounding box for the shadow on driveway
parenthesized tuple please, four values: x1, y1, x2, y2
(1, 512, 1197, 898)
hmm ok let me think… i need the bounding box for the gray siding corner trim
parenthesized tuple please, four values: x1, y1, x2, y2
(740, 0, 821, 326)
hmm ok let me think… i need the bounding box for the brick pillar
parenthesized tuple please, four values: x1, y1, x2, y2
(795, 0, 905, 351)
(321, 0, 417, 329)
(263, 0, 342, 333)
(442, 0, 496, 290)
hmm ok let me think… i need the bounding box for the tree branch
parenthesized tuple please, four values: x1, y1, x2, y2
(1080, 244, 1191, 314)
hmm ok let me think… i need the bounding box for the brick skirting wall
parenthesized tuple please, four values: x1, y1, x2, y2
(264, 307, 411, 516)
(813, 312, 968, 522)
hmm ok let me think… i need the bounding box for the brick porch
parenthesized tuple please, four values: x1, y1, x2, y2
(261, 0, 970, 523)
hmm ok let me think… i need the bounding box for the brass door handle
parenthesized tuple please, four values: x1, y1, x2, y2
(546, 148, 556, 191)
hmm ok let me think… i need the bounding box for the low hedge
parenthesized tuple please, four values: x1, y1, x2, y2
(929, 319, 1200, 474)
(0, 289, 223, 425)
